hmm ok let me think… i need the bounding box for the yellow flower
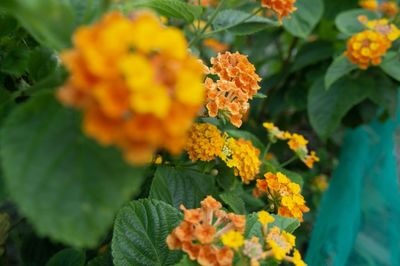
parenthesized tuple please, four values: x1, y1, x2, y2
(287, 133, 308, 152)
(220, 138, 261, 184)
(303, 151, 320, 169)
(345, 30, 391, 69)
(313, 175, 329, 192)
(359, 0, 378, 10)
(154, 155, 163, 165)
(57, 11, 205, 165)
(292, 249, 307, 266)
(221, 231, 244, 249)
(258, 211, 275, 226)
(361, 17, 400, 41)
(263, 122, 290, 142)
(257, 172, 309, 221)
(267, 227, 295, 260)
(185, 123, 225, 162)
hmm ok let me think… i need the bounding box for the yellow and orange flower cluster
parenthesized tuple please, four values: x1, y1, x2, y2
(205, 52, 261, 128)
(185, 123, 225, 162)
(257, 172, 310, 221)
(57, 11, 205, 164)
(345, 17, 400, 69)
(221, 137, 261, 184)
(261, 0, 297, 21)
(359, 0, 399, 17)
(263, 122, 319, 168)
(243, 211, 306, 266)
(191, 0, 219, 7)
(167, 196, 245, 266)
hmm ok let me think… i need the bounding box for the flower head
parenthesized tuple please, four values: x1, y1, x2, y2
(58, 11, 205, 164)
(263, 122, 290, 142)
(292, 249, 307, 266)
(359, 17, 400, 41)
(220, 137, 261, 184)
(359, 0, 378, 10)
(379, 1, 399, 17)
(257, 172, 309, 221)
(261, 0, 297, 21)
(185, 123, 225, 161)
(303, 151, 320, 169)
(205, 52, 261, 127)
(345, 30, 391, 69)
(267, 226, 296, 260)
(258, 210, 275, 226)
(167, 196, 245, 266)
(221, 231, 244, 249)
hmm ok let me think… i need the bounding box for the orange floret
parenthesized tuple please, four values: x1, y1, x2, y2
(261, 0, 297, 21)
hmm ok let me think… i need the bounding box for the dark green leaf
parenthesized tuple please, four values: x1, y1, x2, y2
(213, 9, 278, 36)
(174, 255, 197, 266)
(112, 199, 183, 266)
(149, 165, 216, 209)
(335, 9, 378, 35)
(115, 0, 202, 22)
(380, 51, 400, 82)
(270, 215, 300, 233)
(291, 41, 334, 72)
(220, 191, 246, 214)
(283, 0, 324, 38)
(368, 73, 398, 117)
(0, 93, 145, 247)
(46, 248, 85, 266)
(0, 48, 30, 76)
(87, 252, 113, 266)
(28, 47, 58, 82)
(325, 55, 358, 89)
(308, 77, 373, 139)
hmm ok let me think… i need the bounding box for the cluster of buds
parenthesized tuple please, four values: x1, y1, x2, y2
(263, 122, 319, 168)
(205, 52, 261, 128)
(167, 196, 245, 266)
(257, 172, 310, 221)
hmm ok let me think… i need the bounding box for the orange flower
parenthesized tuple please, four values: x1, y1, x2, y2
(205, 52, 261, 127)
(191, 0, 219, 7)
(185, 123, 225, 162)
(167, 196, 246, 266)
(379, 1, 399, 17)
(58, 11, 205, 164)
(261, 0, 297, 21)
(257, 172, 309, 221)
(303, 151, 320, 168)
(203, 38, 230, 53)
(220, 137, 261, 184)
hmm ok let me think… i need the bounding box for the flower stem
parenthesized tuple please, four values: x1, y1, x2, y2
(280, 156, 297, 168)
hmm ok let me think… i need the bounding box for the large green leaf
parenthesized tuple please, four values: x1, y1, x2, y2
(290, 41, 334, 72)
(0, 0, 106, 50)
(270, 215, 300, 233)
(220, 191, 246, 214)
(283, 0, 324, 38)
(0, 93, 145, 247)
(308, 77, 373, 139)
(112, 199, 183, 266)
(212, 9, 278, 36)
(380, 52, 400, 82)
(325, 55, 358, 89)
(46, 248, 85, 266)
(335, 9, 378, 35)
(149, 165, 216, 209)
(115, 0, 202, 23)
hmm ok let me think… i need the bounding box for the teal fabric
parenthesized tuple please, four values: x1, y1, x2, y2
(306, 114, 400, 265)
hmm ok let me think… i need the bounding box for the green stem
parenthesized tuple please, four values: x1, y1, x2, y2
(189, 0, 227, 47)
(264, 142, 272, 155)
(280, 156, 297, 168)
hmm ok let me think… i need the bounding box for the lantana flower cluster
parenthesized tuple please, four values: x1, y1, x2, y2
(261, 0, 298, 21)
(167, 196, 245, 266)
(345, 16, 400, 69)
(205, 52, 261, 128)
(58, 11, 205, 164)
(168, 198, 307, 266)
(263, 122, 320, 168)
(257, 172, 310, 221)
(359, 0, 399, 17)
(185, 123, 261, 184)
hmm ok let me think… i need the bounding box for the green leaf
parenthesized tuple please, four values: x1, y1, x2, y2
(308, 77, 373, 139)
(149, 165, 216, 209)
(112, 199, 183, 266)
(0, 0, 106, 50)
(291, 41, 334, 72)
(270, 215, 300, 233)
(368, 73, 398, 117)
(0, 48, 30, 76)
(213, 9, 278, 36)
(335, 9, 378, 35)
(226, 129, 265, 153)
(325, 55, 358, 89)
(244, 213, 263, 239)
(0, 93, 146, 247)
(380, 51, 400, 82)
(283, 0, 324, 38)
(174, 255, 197, 266)
(46, 248, 85, 266)
(220, 191, 246, 214)
(28, 47, 58, 82)
(87, 252, 113, 266)
(115, 0, 202, 22)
